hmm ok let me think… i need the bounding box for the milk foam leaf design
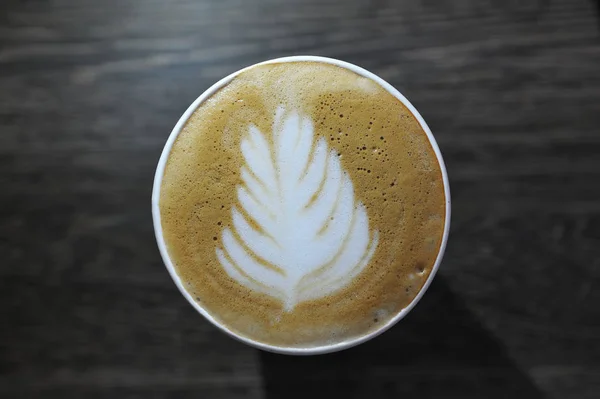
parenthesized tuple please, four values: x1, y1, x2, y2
(216, 107, 379, 311)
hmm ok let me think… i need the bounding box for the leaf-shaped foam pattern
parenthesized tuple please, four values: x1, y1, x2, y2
(216, 107, 379, 311)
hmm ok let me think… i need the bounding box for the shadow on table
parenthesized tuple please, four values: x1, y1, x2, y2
(259, 277, 543, 398)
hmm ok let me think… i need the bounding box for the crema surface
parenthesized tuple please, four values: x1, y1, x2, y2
(159, 61, 446, 348)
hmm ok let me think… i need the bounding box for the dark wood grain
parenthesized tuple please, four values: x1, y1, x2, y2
(1, 0, 599, 398)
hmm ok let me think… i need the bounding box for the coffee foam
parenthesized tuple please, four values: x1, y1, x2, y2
(216, 106, 379, 311)
(159, 62, 446, 348)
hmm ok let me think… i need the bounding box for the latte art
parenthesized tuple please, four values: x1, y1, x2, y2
(157, 59, 447, 349)
(216, 107, 379, 311)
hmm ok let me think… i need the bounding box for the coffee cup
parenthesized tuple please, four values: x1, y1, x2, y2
(152, 56, 451, 355)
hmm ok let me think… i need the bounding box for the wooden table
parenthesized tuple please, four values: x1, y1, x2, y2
(1, 0, 599, 397)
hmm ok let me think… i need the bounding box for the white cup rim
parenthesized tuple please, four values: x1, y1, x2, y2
(152, 55, 451, 355)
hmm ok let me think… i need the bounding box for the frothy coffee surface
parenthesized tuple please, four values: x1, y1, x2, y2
(159, 61, 446, 348)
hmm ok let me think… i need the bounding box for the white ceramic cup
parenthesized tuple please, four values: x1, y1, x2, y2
(152, 56, 451, 355)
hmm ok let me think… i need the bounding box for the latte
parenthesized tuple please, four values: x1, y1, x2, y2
(156, 59, 447, 349)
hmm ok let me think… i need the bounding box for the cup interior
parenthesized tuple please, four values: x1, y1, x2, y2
(152, 55, 451, 355)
